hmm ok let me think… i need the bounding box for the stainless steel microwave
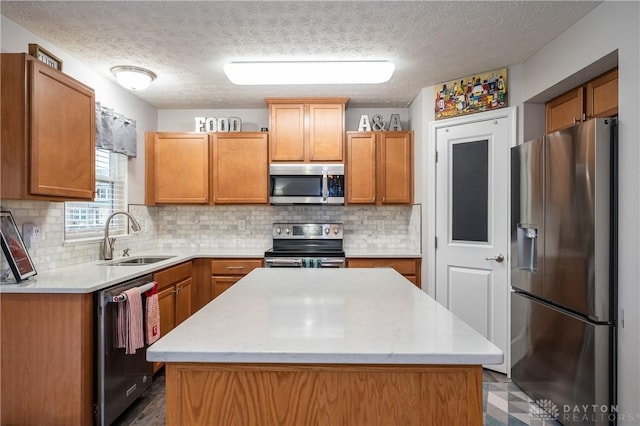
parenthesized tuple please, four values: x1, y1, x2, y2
(269, 164, 345, 205)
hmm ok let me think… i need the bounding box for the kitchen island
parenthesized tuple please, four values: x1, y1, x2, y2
(148, 268, 502, 425)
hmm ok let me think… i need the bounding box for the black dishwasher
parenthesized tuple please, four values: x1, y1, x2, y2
(95, 274, 154, 426)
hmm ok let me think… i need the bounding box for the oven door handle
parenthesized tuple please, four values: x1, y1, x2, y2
(265, 258, 302, 267)
(320, 258, 346, 267)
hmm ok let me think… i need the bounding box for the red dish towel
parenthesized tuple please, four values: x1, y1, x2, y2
(117, 287, 145, 354)
(145, 282, 161, 344)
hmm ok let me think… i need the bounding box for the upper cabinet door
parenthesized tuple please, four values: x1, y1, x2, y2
(346, 132, 376, 204)
(30, 61, 96, 199)
(545, 87, 584, 134)
(585, 68, 618, 119)
(2, 54, 96, 201)
(269, 103, 305, 161)
(379, 132, 413, 204)
(212, 132, 268, 204)
(267, 98, 348, 163)
(308, 103, 345, 161)
(146, 133, 210, 204)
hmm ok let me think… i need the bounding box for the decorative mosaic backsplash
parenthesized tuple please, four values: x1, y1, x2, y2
(0, 200, 420, 273)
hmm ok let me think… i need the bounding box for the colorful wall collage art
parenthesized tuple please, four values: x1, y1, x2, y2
(435, 67, 508, 120)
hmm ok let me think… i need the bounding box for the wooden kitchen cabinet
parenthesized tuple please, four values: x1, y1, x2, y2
(585, 67, 618, 119)
(545, 67, 617, 133)
(145, 132, 210, 205)
(153, 261, 193, 372)
(212, 132, 268, 203)
(346, 131, 414, 205)
(210, 258, 263, 299)
(545, 87, 584, 134)
(347, 257, 421, 288)
(1, 293, 94, 424)
(1, 53, 96, 201)
(266, 98, 349, 162)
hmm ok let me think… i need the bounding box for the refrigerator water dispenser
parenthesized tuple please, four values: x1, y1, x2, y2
(516, 224, 537, 272)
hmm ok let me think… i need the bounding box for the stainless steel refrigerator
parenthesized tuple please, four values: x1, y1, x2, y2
(510, 118, 617, 425)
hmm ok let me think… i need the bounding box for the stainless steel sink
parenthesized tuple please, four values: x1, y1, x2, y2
(104, 255, 176, 266)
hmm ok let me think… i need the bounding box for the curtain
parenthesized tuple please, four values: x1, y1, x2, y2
(95, 102, 137, 158)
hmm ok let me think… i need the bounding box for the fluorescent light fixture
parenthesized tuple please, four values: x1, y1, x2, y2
(223, 61, 395, 85)
(111, 65, 157, 91)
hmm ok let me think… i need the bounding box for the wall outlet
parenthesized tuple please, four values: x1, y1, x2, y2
(22, 223, 41, 248)
(238, 219, 246, 231)
(377, 220, 385, 231)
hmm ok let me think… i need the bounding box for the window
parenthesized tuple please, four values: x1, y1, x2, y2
(64, 149, 128, 241)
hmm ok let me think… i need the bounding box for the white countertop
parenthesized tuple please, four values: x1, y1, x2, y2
(147, 268, 503, 365)
(0, 247, 421, 294)
(0, 248, 265, 294)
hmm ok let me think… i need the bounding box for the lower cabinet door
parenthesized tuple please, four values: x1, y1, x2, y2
(155, 285, 176, 372)
(211, 276, 241, 299)
(176, 278, 192, 325)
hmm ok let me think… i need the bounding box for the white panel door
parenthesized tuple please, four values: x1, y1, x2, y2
(435, 116, 510, 374)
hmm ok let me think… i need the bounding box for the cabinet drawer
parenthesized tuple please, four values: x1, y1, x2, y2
(154, 262, 192, 289)
(347, 258, 418, 275)
(211, 259, 263, 275)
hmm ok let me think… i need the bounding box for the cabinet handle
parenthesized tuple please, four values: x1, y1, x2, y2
(226, 266, 245, 270)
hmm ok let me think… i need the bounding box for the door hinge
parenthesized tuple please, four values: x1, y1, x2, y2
(435, 151, 438, 162)
(434, 236, 438, 249)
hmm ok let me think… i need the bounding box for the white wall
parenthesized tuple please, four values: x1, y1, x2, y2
(1, 15, 158, 204)
(157, 107, 409, 133)
(408, 87, 435, 294)
(520, 2, 640, 420)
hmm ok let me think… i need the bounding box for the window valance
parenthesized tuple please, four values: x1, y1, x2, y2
(95, 102, 137, 158)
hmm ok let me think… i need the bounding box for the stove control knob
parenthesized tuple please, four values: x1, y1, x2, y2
(333, 227, 339, 234)
(285, 228, 290, 235)
(324, 227, 330, 235)
(276, 227, 282, 234)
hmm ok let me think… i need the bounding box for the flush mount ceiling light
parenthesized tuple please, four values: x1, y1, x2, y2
(110, 65, 157, 91)
(223, 61, 395, 85)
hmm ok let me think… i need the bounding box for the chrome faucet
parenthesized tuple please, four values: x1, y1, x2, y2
(102, 211, 142, 260)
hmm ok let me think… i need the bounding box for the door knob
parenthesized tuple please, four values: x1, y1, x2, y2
(486, 254, 504, 263)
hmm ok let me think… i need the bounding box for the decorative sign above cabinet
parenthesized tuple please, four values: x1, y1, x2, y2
(195, 116, 242, 132)
(357, 113, 403, 131)
(28, 43, 63, 71)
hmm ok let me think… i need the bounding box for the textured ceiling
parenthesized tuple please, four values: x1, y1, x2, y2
(1, 1, 600, 109)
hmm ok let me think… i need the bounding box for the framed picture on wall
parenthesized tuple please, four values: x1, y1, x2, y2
(435, 67, 508, 120)
(0, 211, 37, 282)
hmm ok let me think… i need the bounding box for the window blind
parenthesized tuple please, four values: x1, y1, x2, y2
(64, 149, 128, 241)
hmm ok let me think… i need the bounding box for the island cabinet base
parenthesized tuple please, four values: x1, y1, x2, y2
(165, 363, 483, 426)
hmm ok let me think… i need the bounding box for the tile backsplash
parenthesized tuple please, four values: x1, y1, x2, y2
(1, 200, 420, 273)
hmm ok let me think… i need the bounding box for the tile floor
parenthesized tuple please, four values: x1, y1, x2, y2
(113, 369, 560, 426)
(482, 370, 561, 426)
